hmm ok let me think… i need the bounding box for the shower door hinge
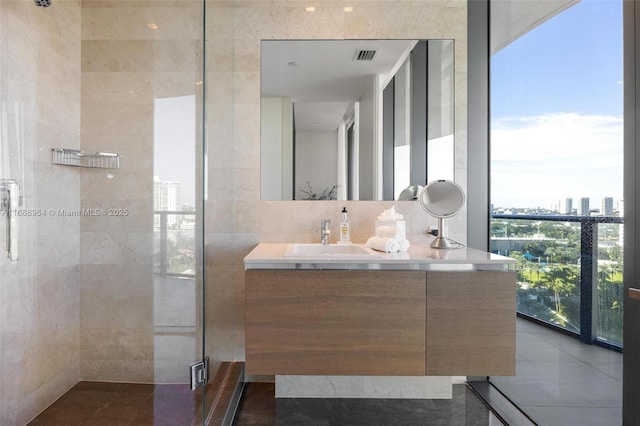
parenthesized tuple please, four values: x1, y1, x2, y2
(190, 356, 209, 390)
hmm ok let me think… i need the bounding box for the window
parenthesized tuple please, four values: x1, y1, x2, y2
(490, 0, 623, 346)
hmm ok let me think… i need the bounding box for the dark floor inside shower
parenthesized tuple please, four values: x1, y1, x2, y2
(27, 362, 243, 426)
(28, 381, 201, 426)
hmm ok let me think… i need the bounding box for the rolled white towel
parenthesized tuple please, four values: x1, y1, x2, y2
(375, 226, 397, 238)
(366, 236, 399, 253)
(397, 239, 410, 252)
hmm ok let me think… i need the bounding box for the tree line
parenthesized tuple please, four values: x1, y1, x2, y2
(491, 220, 623, 345)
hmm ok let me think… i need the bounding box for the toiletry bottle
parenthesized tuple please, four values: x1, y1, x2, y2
(339, 207, 351, 244)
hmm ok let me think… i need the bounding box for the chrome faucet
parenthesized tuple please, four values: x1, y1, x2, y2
(320, 219, 331, 245)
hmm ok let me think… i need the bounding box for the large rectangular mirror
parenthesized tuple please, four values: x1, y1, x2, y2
(260, 39, 454, 201)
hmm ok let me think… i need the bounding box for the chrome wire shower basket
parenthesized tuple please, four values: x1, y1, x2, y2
(51, 148, 120, 169)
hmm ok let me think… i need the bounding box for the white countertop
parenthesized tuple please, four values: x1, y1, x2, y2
(244, 243, 515, 271)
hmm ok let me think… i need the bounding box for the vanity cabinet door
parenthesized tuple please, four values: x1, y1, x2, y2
(245, 270, 427, 376)
(426, 271, 516, 376)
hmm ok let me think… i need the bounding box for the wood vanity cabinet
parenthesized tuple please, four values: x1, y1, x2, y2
(425, 271, 516, 376)
(245, 269, 516, 377)
(245, 270, 427, 376)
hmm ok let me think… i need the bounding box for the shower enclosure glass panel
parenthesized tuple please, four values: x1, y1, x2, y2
(0, 0, 209, 423)
(80, 0, 209, 422)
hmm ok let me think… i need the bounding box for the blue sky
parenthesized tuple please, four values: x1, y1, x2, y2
(490, 0, 623, 210)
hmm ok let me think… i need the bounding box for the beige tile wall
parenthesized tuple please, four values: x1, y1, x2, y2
(204, 0, 468, 362)
(0, 0, 82, 424)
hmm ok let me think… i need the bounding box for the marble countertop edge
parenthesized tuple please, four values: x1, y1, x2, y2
(244, 243, 515, 271)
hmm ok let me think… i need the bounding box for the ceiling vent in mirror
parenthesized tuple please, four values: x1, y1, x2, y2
(353, 49, 376, 61)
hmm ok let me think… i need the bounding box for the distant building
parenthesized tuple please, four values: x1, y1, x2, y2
(602, 197, 614, 216)
(560, 197, 573, 214)
(154, 176, 182, 227)
(580, 197, 590, 216)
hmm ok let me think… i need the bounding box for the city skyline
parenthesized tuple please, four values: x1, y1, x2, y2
(493, 194, 621, 215)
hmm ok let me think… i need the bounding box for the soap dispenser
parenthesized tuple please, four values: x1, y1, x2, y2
(338, 207, 351, 244)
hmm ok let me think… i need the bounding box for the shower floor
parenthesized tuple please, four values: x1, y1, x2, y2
(27, 362, 243, 426)
(28, 381, 203, 426)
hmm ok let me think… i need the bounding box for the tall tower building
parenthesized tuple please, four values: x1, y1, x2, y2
(154, 176, 182, 227)
(602, 197, 614, 216)
(580, 197, 590, 216)
(560, 197, 573, 214)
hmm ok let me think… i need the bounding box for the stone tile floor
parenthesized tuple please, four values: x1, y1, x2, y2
(233, 382, 500, 426)
(491, 318, 622, 426)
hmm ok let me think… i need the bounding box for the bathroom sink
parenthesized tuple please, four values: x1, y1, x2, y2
(284, 243, 382, 258)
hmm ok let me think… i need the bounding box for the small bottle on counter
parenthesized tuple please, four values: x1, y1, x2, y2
(338, 207, 351, 244)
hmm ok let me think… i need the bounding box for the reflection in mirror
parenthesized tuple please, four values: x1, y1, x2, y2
(397, 185, 424, 201)
(260, 39, 454, 201)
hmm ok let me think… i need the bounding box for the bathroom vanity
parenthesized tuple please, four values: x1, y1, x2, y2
(243, 243, 516, 398)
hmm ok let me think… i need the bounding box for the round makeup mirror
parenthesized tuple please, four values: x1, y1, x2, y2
(419, 180, 465, 249)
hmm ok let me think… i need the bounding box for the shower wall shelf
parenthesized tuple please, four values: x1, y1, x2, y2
(51, 148, 120, 169)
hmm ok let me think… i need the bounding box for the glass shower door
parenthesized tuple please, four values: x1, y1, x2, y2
(79, 0, 209, 422)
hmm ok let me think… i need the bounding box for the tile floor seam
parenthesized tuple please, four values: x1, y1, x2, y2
(518, 404, 622, 408)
